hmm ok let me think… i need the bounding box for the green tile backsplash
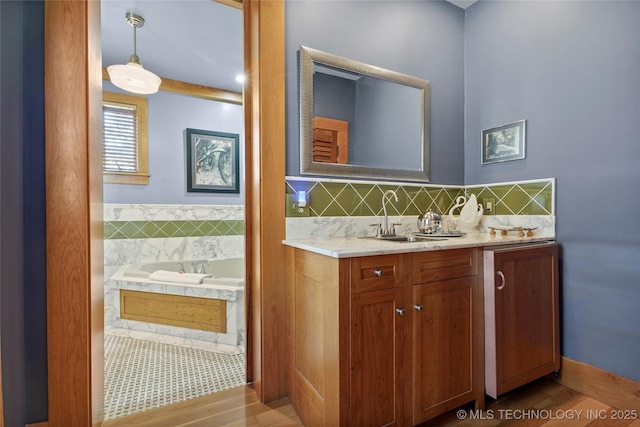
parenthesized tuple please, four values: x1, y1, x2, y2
(104, 179, 552, 239)
(286, 178, 553, 217)
(104, 219, 245, 240)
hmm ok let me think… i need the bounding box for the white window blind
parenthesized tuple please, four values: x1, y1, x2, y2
(103, 102, 138, 172)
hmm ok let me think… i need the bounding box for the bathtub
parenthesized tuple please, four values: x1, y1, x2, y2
(120, 257, 244, 286)
(107, 257, 245, 349)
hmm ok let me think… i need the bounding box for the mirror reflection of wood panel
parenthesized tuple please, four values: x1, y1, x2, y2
(312, 116, 348, 164)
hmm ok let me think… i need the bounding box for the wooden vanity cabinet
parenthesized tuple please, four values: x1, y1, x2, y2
(286, 248, 408, 427)
(483, 243, 560, 399)
(409, 248, 484, 424)
(286, 246, 483, 426)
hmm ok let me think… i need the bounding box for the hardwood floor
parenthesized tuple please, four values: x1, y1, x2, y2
(430, 378, 640, 427)
(101, 386, 303, 427)
(103, 378, 640, 427)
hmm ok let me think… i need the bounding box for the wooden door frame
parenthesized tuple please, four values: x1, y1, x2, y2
(44, 1, 104, 425)
(242, 0, 287, 401)
(44, 0, 286, 424)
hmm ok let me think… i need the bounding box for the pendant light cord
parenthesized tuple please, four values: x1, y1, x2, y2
(132, 22, 137, 57)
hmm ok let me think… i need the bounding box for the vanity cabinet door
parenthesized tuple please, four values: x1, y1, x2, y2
(484, 244, 560, 399)
(410, 277, 477, 425)
(350, 287, 405, 427)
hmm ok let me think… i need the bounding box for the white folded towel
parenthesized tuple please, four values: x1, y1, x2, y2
(148, 270, 213, 285)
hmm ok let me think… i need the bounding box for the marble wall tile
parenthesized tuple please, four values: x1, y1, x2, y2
(104, 204, 244, 221)
(103, 204, 245, 349)
(286, 214, 555, 240)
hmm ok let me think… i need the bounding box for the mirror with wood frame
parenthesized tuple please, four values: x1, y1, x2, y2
(299, 45, 431, 182)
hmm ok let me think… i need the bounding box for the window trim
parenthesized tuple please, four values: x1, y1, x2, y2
(102, 91, 150, 185)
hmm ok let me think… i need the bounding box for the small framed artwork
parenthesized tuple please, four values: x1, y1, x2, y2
(481, 120, 526, 164)
(186, 128, 240, 193)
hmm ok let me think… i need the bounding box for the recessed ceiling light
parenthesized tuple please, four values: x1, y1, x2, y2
(235, 75, 245, 84)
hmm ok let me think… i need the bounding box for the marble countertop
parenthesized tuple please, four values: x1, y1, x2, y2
(283, 232, 556, 258)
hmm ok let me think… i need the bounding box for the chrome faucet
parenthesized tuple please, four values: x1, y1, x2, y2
(190, 260, 209, 274)
(381, 190, 399, 236)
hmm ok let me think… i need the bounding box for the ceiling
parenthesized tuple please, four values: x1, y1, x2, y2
(101, 1, 476, 94)
(447, 0, 478, 9)
(101, 0, 243, 92)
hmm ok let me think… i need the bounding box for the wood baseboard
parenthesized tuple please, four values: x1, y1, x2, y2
(25, 422, 48, 427)
(552, 356, 640, 412)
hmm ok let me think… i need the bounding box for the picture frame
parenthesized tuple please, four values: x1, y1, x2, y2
(186, 128, 240, 193)
(481, 120, 526, 164)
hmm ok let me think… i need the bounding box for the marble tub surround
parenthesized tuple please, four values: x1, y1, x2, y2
(103, 234, 244, 329)
(109, 267, 245, 348)
(108, 310, 244, 350)
(103, 203, 245, 349)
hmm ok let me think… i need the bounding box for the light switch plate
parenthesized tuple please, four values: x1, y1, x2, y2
(482, 197, 496, 215)
(286, 194, 310, 217)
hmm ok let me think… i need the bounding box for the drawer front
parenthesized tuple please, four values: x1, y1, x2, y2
(412, 248, 478, 283)
(351, 254, 405, 293)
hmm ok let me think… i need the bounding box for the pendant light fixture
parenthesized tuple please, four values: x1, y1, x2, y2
(107, 12, 161, 95)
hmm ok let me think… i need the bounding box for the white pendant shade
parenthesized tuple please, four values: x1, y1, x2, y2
(108, 13, 161, 95)
(107, 62, 161, 95)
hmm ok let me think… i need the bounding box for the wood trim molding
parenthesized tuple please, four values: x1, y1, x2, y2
(102, 67, 243, 105)
(214, 0, 243, 10)
(553, 356, 640, 412)
(243, 0, 287, 402)
(45, 1, 104, 425)
(102, 91, 150, 185)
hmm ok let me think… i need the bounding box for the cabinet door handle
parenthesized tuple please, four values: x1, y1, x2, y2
(373, 269, 383, 277)
(414, 304, 424, 311)
(396, 308, 405, 316)
(497, 271, 506, 290)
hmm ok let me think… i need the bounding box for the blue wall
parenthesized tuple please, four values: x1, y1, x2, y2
(465, 1, 640, 382)
(103, 82, 245, 205)
(0, 1, 48, 425)
(285, 0, 466, 184)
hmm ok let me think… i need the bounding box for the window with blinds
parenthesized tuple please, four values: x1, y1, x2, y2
(102, 92, 149, 185)
(103, 103, 138, 172)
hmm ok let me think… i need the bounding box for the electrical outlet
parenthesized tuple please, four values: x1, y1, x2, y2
(286, 194, 310, 217)
(482, 197, 496, 215)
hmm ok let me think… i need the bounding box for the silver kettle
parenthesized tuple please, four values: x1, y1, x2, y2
(417, 209, 442, 234)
